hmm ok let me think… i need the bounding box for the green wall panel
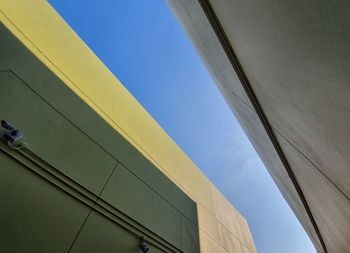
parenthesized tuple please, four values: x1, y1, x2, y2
(70, 211, 165, 253)
(0, 23, 197, 225)
(0, 23, 200, 252)
(0, 71, 116, 195)
(181, 216, 200, 253)
(121, 157, 198, 226)
(101, 163, 182, 249)
(0, 151, 91, 253)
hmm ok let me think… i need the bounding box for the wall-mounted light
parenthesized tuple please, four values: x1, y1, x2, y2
(139, 238, 150, 253)
(1, 120, 26, 150)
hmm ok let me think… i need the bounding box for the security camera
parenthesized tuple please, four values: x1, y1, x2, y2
(139, 238, 149, 253)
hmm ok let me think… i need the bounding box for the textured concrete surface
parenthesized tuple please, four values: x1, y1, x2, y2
(168, 0, 350, 252)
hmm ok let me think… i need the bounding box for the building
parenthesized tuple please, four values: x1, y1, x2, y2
(0, 1, 255, 252)
(168, 1, 350, 253)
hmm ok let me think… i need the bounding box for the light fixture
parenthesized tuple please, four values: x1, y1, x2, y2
(139, 238, 150, 253)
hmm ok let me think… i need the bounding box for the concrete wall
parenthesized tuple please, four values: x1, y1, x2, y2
(168, 0, 350, 252)
(0, 1, 255, 252)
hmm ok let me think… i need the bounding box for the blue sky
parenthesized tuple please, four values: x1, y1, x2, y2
(48, 1, 316, 252)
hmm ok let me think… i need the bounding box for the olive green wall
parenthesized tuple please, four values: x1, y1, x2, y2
(0, 1, 256, 252)
(0, 23, 199, 253)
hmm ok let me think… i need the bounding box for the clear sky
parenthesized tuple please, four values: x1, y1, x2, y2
(48, 1, 316, 252)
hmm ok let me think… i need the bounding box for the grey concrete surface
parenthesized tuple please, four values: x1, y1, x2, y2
(276, 132, 350, 253)
(168, 0, 350, 252)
